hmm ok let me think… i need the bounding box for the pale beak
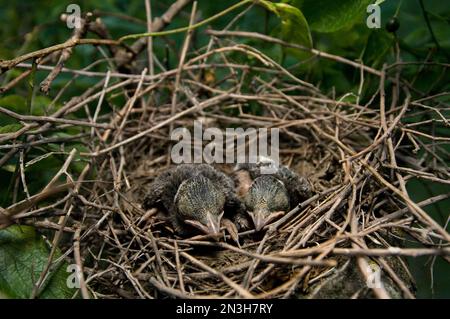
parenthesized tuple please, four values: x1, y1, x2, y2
(248, 210, 285, 231)
(248, 210, 266, 232)
(185, 211, 224, 238)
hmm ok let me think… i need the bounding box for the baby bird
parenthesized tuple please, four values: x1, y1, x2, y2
(142, 164, 240, 239)
(235, 157, 312, 231)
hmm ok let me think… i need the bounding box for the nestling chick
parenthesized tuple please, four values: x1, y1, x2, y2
(142, 164, 240, 238)
(235, 157, 312, 231)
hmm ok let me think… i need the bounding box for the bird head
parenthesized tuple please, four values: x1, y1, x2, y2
(174, 175, 225, 238)
(244, 175, 289, 231)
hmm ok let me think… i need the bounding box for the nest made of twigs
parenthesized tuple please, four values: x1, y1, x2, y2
(3, 25, 450, 299)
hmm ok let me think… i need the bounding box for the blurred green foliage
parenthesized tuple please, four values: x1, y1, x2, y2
(0, 225, 74, 298)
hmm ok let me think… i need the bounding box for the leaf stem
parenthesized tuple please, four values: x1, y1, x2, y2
(118, 0, 253, 42)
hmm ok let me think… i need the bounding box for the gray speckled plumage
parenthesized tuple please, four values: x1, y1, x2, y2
(235, 157, 312, 231)
(142, 164, 241, 237)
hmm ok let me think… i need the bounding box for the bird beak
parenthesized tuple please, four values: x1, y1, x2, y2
(185, 211, 224, 239)
(205, 211, 223, 237)
(248, 210, 266, 232)
(249, 210, 285, 232)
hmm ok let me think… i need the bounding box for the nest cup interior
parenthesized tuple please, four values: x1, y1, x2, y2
(72, 80, 413, 298)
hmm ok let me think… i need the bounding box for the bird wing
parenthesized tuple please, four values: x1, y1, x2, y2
(143, 165, 191, 212)
(276, 165, 312, 207)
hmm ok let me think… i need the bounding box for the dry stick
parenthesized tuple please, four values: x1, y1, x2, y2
(202, 0, 254, 68)
(244, 46, 318, 91)
(182, 240, 335, 267)
(30, 204, 74, 298)
(107, 260, 152, 299)
(0, 38, 119, 73)
(372, 175, 449, 242)
(74, 228, 90, 299)
(189, 261, 254, 279)
(383, 136, 450, 243)
(113, 68, 148, 142)
(19, 150, 31, 199)
(1, 149, 78, 225)
(0, 183, 73, 226)
(0, 68, 33, 93)
(384, 59, 442, 296)
(292, 146, 352, 298)
(362, 192, 450, 235)
(111, 196, 169, 288)
(280, 247, 450, 258)
(257, 249, 333, 298)
(0, 106, 111, 129)
(99, 78, 163, 145)
(183, 45, 318, 92)
(145, 0, 155, 78)
(0, 123, 38, 144)
(146, 228, 170, 286)
(43, 149, 78, 192)
(173, 241, 186, 293)
(123, 0, 194, 66)
(376, 257, 415, 299)
(346, 94, 411, 161)
(180, 251, 254, 298)
(313, 126, 450, 243)
(242, 233, 270, 289)
(1, 55, 54, 93)
(351, 203, 391, 299)
(40, 15, 88, 93)
(109, 162, 145, 270)
(0, 133, 88, 151)
(31, 149, 86, 298)
(14, 193, 72, 220)
(207, 30, 382, 77)
(87, 92, 229, 156)
(401, 128, 450, 142)
(169, 1, 197, 138)
(158, 240, 252, 298)
(23, 220, 75, 232)
(148, 277, 218, 299)
(91, 70, 112, 139)
(17, 61, 280, 82)
(412, 102, 450, 126)
(340, 136, 388, 300)
(349, 167, 391, 299)
(50, 79, 132, 121)
(242, 186, 340, 289)
(297, 188, 348, 248)
(281, 189, 343, 248)
(24, 73, 111, 139)
(119, 0, 253, 44)
(387, 168, 450, 184)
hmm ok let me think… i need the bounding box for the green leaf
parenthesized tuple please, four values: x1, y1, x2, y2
(0, 95, 27, 114)
(0, 225, 75, 299)
(0, 95, 27, 126)
(260, 0, 312, 48)
(0, 123, 23, 134)
(285, 0, 372, 33)
(32, 96, 53, 116)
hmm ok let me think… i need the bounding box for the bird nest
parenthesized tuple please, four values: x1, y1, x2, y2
(2, 28, 449, 300)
